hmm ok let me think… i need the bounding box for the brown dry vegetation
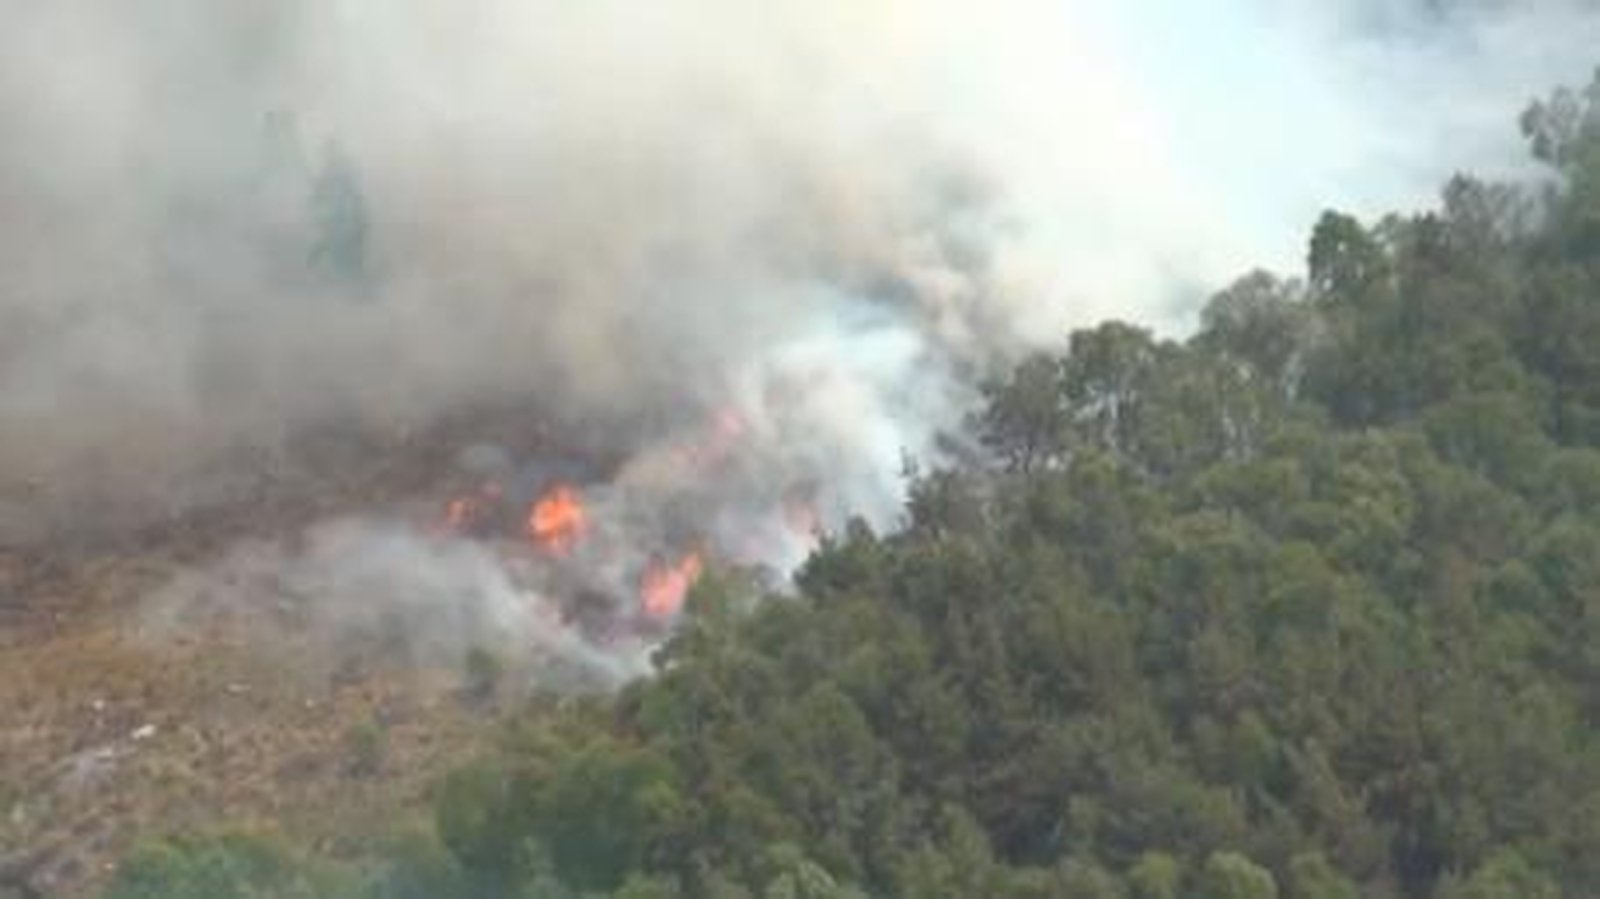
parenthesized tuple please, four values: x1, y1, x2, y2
(0, 548, 508, 898)
(0, 408, 571, 897)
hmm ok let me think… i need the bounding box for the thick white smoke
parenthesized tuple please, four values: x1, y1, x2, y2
(0, 1, 1033, 540)
(10, 1, 1600, 683)
(6, 0, 1599, 542)
(144, 519, 653, 690)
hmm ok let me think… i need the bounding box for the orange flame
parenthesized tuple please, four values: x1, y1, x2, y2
(640, 551, 705, 618)
(443, 495, 477, 531)
(440, 482, 502, 535)
(527, 484, 588, 555)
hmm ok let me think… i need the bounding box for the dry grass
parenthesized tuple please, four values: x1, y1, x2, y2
(0, 429, 545, 896)
(0, 564, 502, 897)
(0, 408, 612, 897)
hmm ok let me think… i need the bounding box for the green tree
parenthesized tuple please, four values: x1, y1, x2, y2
(1285, 853, 1358, 899)
(1308, 212, 1386, 299)
(1198, 852, 1277, 899)
(1198, 270, 1315, 396)
(1127, 851, 1182, 899)
(978, 353, 1069, 473)
(1433, 850, 1559, 899)
(104, 833, 351, 899)
(533, 741, 685, 892)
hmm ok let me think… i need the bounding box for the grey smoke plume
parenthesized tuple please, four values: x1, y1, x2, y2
(5, 0, 1600, 547)
(11, 0, 1598, 689)
(145, 519, 654, 690)
(0, 1, 1014, 541)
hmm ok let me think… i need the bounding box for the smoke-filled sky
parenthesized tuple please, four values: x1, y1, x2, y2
(3, 0, 1600, 540)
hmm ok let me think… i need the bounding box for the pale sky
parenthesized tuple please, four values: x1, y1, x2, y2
(903, 0, 1600, 329)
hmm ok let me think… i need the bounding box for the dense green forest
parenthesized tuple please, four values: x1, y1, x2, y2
(104, 74, 1600, 899)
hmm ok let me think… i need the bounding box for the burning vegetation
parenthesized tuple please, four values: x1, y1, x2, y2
(639, 550, 704, 618)
(419, 401, 824, 658)
(439, 475, 706, 624)
(525, 483, 588, 556)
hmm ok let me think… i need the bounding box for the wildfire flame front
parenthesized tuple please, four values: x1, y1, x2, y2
(527, 484, 588, 555)
(640, 551, 704, 618)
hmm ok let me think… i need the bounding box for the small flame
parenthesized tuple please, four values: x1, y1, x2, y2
(440, 482, 503, 535)
(528, 483, 588, 555)
(640, 551, 705, 618)
(443, 496, 477, 530)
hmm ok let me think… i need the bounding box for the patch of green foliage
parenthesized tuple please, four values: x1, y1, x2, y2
(104, 832, 358, 899)
(345, 718, 386, 779)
